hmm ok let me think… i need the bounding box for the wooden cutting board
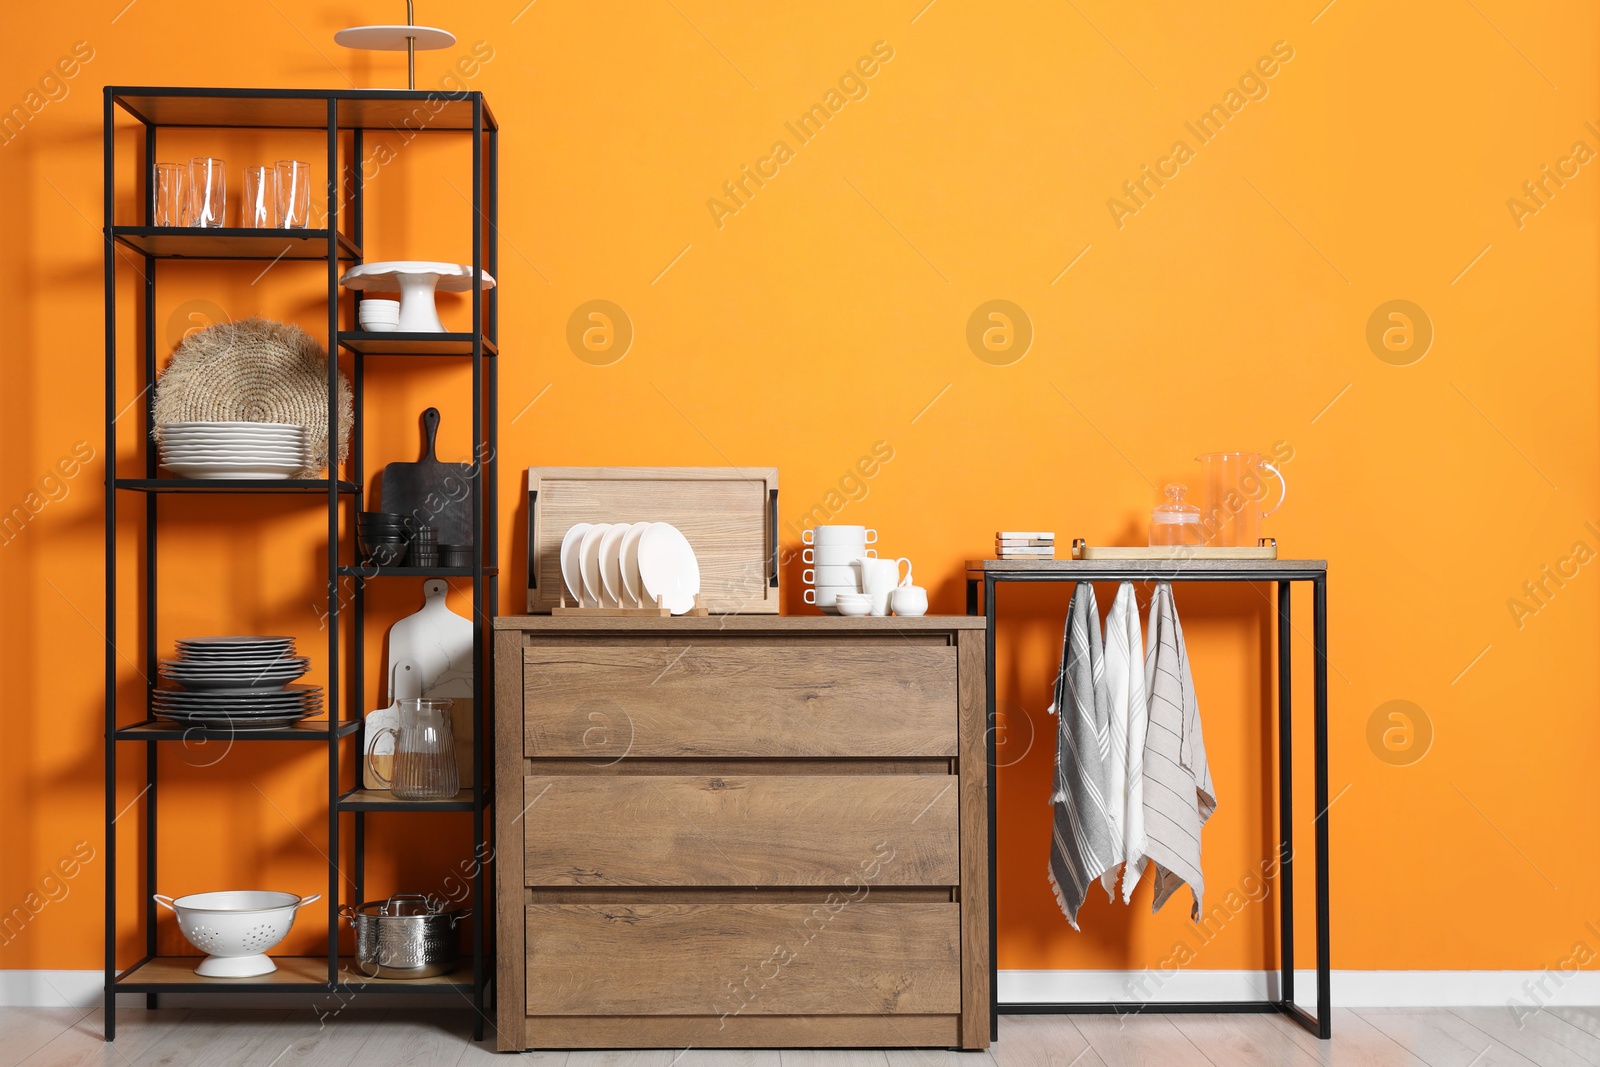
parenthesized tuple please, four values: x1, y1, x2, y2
(378, 407, 474, 545)
(525, 466, 779, 614)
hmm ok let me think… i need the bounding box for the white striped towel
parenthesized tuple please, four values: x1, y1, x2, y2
(1047, 582, 1117, 929)
(1101, 581, 1149, 902)
(1141, 581, 1217, 920)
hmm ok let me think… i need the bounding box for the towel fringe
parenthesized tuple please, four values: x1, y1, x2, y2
(1046, 862, 1083, 932)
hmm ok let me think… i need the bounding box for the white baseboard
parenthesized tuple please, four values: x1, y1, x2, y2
(0, 971, 103, 1009)
(1000, 969, 1600, 1008)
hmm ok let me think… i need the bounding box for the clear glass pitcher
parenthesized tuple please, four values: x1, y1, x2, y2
(370, 698, 458, 800)
(1195, 452, 1287, 547)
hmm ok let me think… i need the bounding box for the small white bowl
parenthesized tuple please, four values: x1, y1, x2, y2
(835, 597, 871, 616)
(358, 299, 402, 332)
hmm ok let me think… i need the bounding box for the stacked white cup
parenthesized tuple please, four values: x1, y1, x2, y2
(801, 525, 876, 613)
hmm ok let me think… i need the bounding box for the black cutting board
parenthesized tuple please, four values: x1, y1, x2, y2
(378, 408, 474, 546)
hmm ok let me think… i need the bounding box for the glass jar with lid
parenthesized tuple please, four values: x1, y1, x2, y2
(1149, 483, 1202, 547)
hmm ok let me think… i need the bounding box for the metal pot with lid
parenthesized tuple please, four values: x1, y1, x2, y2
(340, 893, 470, 979)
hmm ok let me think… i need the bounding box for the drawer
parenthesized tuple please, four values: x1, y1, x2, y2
(522, 643, 957, 757)
(525, 902, 960, 1016)
(524, 775, 958, 886)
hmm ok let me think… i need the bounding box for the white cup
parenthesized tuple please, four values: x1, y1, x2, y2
(890, 585, 929, 617)
(804, 564, 859, 588)
(804, 546, 875, 565)
(803, 525, 878, 546)
(858, 557, 912, 597)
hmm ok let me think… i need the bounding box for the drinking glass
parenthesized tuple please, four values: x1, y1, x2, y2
(153, 163, 188, 227)
(188, 157, 226, 228)
(275, 160, 312, 228)
(371, 698, 458, 800)
(242, 165, 276, 228)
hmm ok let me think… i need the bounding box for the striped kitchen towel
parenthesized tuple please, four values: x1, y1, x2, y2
(1047, 582, 1117, 928)
(1141, 580, 1216, 919)
(1102, 581, 1149, 902)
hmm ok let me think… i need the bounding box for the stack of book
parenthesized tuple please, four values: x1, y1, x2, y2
(996, 532, 1055, 559)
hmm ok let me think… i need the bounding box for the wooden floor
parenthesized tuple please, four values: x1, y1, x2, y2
(5, 1006, 1600, 1066)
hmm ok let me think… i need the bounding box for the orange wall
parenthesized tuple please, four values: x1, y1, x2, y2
(1, 0, 1597, 975)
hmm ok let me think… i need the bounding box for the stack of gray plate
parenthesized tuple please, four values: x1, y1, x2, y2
(154, 636, 321, 729)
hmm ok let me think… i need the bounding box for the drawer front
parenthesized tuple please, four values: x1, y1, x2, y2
(524, 775, 957, 886)
(525, 902, 960, 1016)
(523, 643, 957, 757)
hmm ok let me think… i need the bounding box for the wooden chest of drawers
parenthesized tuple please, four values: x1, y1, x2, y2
(493, 615, 990, 1051)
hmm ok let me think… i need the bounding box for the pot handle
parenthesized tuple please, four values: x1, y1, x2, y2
(153, 894, 176, 912)
(450, 908, 474, 927)
(338, 904, 357, 921)
(295, 893, 323, 910)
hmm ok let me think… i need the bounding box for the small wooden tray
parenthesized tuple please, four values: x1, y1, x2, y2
(1071, 538, 1279, 560)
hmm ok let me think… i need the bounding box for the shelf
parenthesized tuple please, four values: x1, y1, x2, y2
(112, 87, 497, 132)
(338, 332, 498, 357)
(116, 719, 361, 742)
(338, 787, 478, 812)
(114, 955, 474, 992)
(115, 478, 359, 495)
(112, 226, 361, 261)
(338, 565, 498, 579)
(966, 557, 1328, 581)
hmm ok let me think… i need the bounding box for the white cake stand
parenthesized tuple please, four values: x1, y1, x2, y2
(334, 2, 455, 90)
(339, 261, 497, 333)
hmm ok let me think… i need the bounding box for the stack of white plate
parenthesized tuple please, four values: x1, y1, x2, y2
(158, 422, 308, 480)
(801, 525, 876, 615)
(154, 636, 322, 729)
(558, 521, 701, 615)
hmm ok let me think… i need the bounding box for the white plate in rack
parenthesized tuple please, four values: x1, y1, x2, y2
(559, 523, 592, 603)
(598, 524, 629, 607)
(619, 521, 651, 607)
(579, 524, 613, 606)
(638, 522, 700, 615)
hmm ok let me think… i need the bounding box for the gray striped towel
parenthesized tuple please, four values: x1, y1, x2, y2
(1102, 581, 1148, 902)
(1047, 582, 1117, 929)
(1141, 581, 1217, 920)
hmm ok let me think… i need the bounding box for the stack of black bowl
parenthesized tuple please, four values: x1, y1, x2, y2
(357, 511, 414, 566)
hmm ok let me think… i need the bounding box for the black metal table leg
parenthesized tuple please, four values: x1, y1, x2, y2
(1314, 574, 1331, 1038)
(1277, 580, 1294, 1009)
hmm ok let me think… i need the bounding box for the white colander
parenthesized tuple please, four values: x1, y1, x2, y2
(154, 890, 320, 977)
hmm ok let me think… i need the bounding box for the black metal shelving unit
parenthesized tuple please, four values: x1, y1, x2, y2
(966, 557, 1331, 1040)
(103, 86, 499, 1040)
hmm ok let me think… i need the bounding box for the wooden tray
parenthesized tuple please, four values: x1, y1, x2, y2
(1071, 538, 1279, 560)
(526, 467, 778, 614)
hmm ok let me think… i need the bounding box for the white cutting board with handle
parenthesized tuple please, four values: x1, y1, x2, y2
(385, 579, 475, 786)
(387, 579, 473, 692)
